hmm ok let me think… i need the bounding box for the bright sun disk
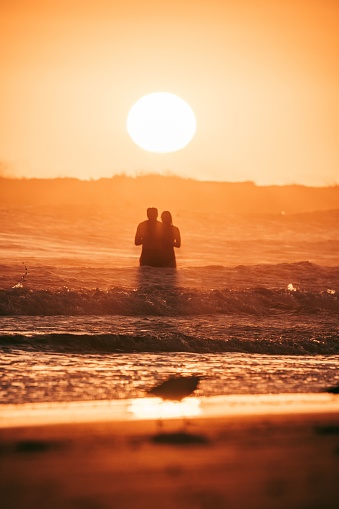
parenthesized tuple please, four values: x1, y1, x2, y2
(127, 92, 197, 153)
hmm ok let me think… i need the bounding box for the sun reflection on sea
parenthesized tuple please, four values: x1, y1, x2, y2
(128, 397, 201, 420)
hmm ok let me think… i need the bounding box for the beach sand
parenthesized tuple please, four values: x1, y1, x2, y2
(1, 398, 339, 509)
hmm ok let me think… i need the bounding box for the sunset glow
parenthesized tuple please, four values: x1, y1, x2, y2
(1, 0, 339, 184)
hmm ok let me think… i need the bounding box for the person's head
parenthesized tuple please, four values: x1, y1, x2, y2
(161, 210, 172, 225)
(147, 207, 158, 220)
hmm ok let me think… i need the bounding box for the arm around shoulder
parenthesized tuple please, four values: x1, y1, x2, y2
(174, 226, 181, 248)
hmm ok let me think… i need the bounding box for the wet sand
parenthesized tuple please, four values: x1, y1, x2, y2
(1, 397, 339, 509)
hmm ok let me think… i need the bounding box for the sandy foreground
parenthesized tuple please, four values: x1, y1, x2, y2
(1, 395, 339, 509)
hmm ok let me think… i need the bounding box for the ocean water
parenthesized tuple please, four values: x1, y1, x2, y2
(0, 205, 339, 406)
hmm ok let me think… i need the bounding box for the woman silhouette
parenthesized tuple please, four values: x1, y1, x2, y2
(161, 211, 181, 268)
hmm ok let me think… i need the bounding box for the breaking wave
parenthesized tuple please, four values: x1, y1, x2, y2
(0, 285, 338, 316)
(1, 328, 339, 356)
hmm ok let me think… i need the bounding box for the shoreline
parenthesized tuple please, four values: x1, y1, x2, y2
(1, 397, 339, 509)
(1, 393, 339, 429)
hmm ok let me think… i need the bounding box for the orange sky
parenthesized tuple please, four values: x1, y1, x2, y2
(1, 0, 338, 185)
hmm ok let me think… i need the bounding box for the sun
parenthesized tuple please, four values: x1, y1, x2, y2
(126, 92, 196, 153)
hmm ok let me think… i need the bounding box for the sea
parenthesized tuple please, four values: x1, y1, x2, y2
(0, 203, 339, 407)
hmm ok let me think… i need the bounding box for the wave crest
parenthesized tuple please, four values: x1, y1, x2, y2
(1, 330, 339, 355)
(0, 286, 338, 316)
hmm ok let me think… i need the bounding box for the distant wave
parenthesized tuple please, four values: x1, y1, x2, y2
(0, 285, 338, 316)
(1, 330, 338, 356)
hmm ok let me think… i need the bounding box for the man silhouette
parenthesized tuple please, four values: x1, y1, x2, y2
(135, 207, 164, 267)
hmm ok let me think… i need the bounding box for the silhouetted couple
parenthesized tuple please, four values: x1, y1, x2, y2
(135, 207, 181, 268)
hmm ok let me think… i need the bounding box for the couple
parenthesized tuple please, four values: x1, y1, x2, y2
(135, 207, 181, 268)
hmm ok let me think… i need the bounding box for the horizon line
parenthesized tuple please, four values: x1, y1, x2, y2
(0, 173, 338, 189)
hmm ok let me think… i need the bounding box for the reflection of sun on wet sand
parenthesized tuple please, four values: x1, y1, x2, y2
(129, 397, 201, 420)
(1, 396, 339, 508)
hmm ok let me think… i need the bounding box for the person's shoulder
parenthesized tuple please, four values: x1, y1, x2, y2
(138, 219, 148, 227)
